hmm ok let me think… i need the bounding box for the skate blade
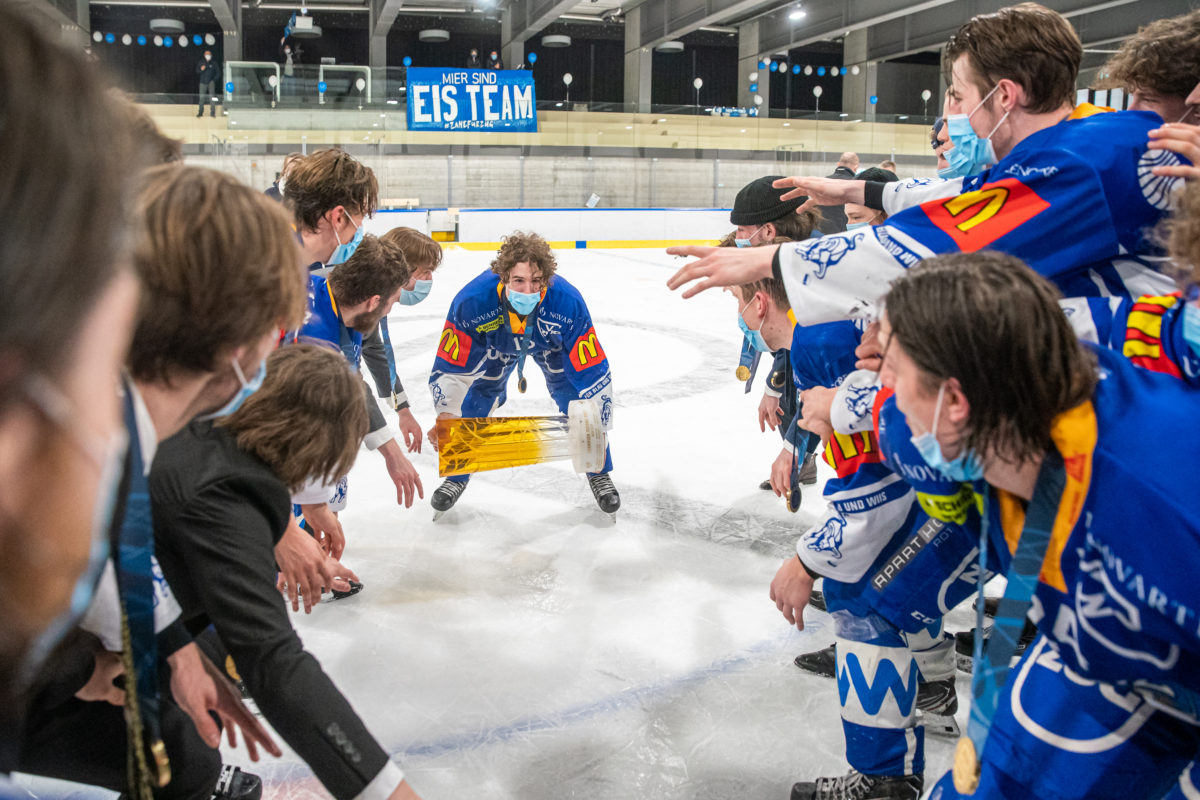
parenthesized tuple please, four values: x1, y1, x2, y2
(432, 510, 445, 522)
(918, 711, 961, 738)
(956, 653, 973, 674)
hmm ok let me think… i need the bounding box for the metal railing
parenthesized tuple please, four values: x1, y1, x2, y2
(224, 61, 282, 105)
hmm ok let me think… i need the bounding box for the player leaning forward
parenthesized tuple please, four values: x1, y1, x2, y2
(427, 232, 619, 515)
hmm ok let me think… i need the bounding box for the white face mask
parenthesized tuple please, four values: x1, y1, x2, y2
(204, 54, 212, 62)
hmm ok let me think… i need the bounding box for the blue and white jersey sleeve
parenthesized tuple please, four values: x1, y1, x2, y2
(778, 112, 1183, 325)
(878, 176, 965, 217)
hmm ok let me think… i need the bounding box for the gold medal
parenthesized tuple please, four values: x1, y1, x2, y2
(518, 376, 528, 393)
(735, 365, 750, 381)
(953, 736, 980, 794)
(151, 739, 172, 787)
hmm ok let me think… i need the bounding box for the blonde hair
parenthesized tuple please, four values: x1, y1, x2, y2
(381, 226, 443, 272)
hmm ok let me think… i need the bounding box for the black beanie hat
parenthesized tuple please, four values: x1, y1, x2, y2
(730, 175, 809, 226)
(855, 166, 899, 183)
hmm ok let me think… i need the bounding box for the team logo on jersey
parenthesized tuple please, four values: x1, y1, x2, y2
(1138, 149, 1183, 210)
(843, 383, 877, 422)
(570, 327, 606, 371)
(805, 514, 846, 561)
(923, 177, 1050, 251)
(437, 321, 472, 367)
(1010, 637, 1154, 753)
(536, 318, 563, 339)
(795, 231, 867, 283)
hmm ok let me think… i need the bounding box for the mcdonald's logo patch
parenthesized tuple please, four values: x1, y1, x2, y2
(923, 177, 1050, 251)
(437, 321, 471, 367)
(569, 327, 606, 371)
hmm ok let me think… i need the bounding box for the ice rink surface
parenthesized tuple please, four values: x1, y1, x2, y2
(20, 247, 974, 800)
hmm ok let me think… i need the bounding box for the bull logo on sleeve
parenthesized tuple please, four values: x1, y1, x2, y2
(796, 232, 866, 282)
(805, 514, 846, 561)
(844, 383, 876, 421)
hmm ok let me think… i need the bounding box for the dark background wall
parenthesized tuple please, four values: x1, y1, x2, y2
(90, 7, 942, 114)
(89, 5, 223, 95)
(653, 39, 738, 108)
(873, 54, 941, 116)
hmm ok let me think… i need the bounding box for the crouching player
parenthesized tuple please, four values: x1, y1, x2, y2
(427, 232, 618, 517)
(734, 273, 962, 800)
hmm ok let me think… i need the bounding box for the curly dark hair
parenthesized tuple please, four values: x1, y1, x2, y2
(284, 149, 379, 233)
(490, 231, 558, 285)
(1094, 10, 1200, 103)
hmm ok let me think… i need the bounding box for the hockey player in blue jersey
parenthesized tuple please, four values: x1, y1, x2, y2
(732, 274, 965, 800)
(666, 3, 1183, 314)
(876, 251, 1200, 800)
(426, 232, 618, 518)
(291, 234, 419, 564)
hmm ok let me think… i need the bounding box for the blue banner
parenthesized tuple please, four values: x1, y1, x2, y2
(406, 67, 538, 133)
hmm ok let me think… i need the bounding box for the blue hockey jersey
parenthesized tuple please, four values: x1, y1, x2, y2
(779, 319, 862, 453)
(295, 274, 363, 369)
(778, 110, 1183, 324)
(990, 345, 1200, 698)
(429, 269, 614, 428)
(791, 321, 917, 589)
(1062, 292, 1200, 386)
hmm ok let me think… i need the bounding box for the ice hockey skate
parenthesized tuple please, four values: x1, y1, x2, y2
(791, 770, 923, 800)
(212, 765, 262, 800)
(431, 479, 467, 521)
(915, 676, 960, 737)
(793, 643, 837, 678)
(588, 472, 620, 520)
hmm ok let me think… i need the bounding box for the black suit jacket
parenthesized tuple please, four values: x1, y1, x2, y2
(151, 422, 391, 800)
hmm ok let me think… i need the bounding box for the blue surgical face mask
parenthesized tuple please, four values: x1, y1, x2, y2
(943, 84, 1009, 178)
(1183, 298, 1200, 360)
(735, 225, 764, 248)
(936, 165, 960, 180)
(737, 299, 771, 353)
(909, 383, 984, 482)
(845, 221, 871, 231)
(400, 279, 433, 306)
(507, 287, 541, 315)
(201, 356, 267, 420)
(327, 214, 363, 266)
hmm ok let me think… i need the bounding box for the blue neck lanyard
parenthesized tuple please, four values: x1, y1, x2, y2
(116, 385, 170, 793)
(957, 451, 1064, 793)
